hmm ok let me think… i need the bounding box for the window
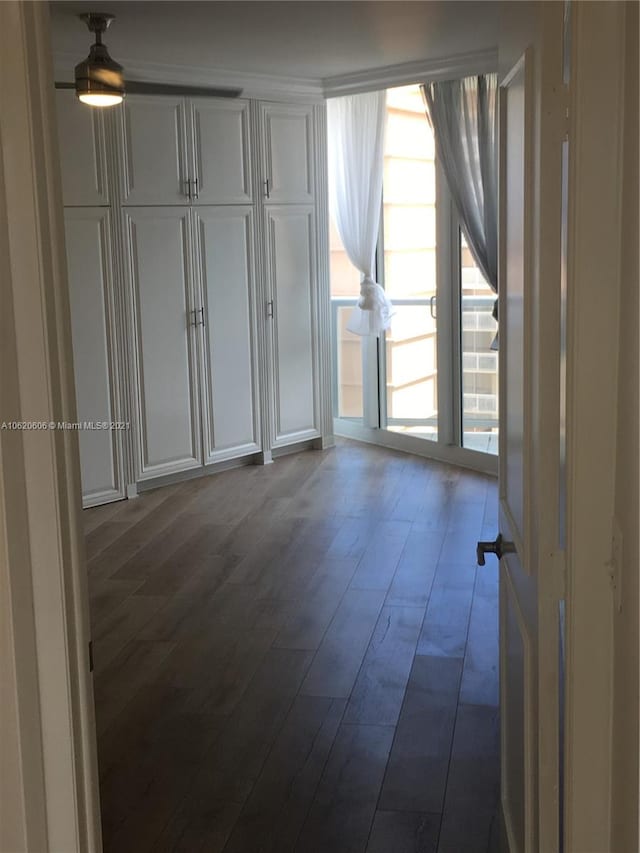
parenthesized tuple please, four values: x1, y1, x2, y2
(329, 83, 499, 464)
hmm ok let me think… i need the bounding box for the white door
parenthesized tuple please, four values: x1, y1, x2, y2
(119, 96, 190, 205)
(190, 99, 253, 204)
(55, 90, 109, 207)
(260, 102, 314, 203)
(64, 208, 124, 506)
(193, 206, 261, 463)
(264, 205, 320, 446)
(493, 28, 565, 853)
(124, 207, 202, 479)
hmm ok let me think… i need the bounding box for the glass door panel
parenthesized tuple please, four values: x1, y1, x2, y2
(382, 85, 438, 442)
(460, 231, 499, 453)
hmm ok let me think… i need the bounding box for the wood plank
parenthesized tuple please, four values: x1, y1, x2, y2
(459, 583, 499, 707)
(326, 516, 378, 560)
(343, 605, 424, 726)
(300, 588, 386, 698)
(366, 810, 440, 853)
(385, 527, 443, 608)
(132, 522, 233, 596)
(415, 562, 475, 659)
(379, 655, 462, 814)
(192, 647, 314, 798)
(87, 480, 209, 579)
(350, 520, 411, 591)
(223, 695, 346, 853)
(92, 594, 167, 672)
(294, 722, 395, 853)
(274, 557, 359, 650)
(435, 704, 500, 853)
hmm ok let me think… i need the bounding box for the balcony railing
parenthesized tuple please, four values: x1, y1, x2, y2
(330, 295, 499, 435)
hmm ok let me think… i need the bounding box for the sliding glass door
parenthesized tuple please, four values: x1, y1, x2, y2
(381, 85, 439, 442)
(329, 83, 499, 469)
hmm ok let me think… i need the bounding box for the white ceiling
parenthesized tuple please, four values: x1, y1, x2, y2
(49, 1, 499, 83)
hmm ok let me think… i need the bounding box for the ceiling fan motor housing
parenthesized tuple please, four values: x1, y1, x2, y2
(75, 13, 125, 103)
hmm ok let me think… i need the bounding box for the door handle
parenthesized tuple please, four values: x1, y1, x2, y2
(185, 178, 192, 201)
(193, 177, 199, 200)
(476, 533, 515, 565)
(266, 299, 274, 318)
(264, 178, 271, 199)
(429, 295, 437, 319)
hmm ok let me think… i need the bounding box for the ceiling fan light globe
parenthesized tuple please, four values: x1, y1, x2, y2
(78, 92, 123, 106)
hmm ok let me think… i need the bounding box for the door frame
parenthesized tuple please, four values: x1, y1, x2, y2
(0, 2, 101, 851)
(0, 2, 630, 852)
(563, 2, 627, 850)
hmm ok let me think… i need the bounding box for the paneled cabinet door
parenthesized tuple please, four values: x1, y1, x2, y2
(191, 99, 252, 204)
(119, 96, 189, 205)
(260, 103, 314, 204)
(265, 205, 320, 446)
(56, 90, 108, 206)
(125, 207, 202, 479)
(194, 206, 261, 463)
(64, 209, 124, 506)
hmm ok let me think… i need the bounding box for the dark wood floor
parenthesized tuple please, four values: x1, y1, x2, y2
(86, 438, 500, 853)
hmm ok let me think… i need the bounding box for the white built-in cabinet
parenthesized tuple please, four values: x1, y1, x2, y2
(63, 207, 125, 505)
(259, 102, 314, 203)
(56, 91, 126, 508)
(56, 90, 109, 206)
(119, 96, 252, 206)
(56, 89, 330, 506)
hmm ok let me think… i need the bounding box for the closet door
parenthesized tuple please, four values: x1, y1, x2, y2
(259, 102, 314, 204)
(56, 90, 108, 206)
(191, 99, 252, 204)
(64, 209, 124, 506)
(119, 96, 190, 205)
(124, 207, 202, 479)
(264, 205, 320, 446)
(194, 206, 261, 463)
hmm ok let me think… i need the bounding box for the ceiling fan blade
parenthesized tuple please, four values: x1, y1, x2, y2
(55, 80, 243, 98)
(127, 80, 243, 98)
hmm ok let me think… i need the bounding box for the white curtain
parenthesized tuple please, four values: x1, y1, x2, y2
(422, 75, 498, 347)
(327, 91, 393, 337)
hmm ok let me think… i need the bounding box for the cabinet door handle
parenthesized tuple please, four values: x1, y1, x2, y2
(190, 308, 198, 327)
(264, 178, 270, 199)
(185, 178, 192, 200)
(197, 307, 205, 326)
(266, 300, 274, 318)
(193, 177, 199, 200)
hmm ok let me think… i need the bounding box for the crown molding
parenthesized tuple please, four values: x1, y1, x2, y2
(322, 48, 499, 98)
(53, 52, 325, 103)
(54, 46, 498, 104)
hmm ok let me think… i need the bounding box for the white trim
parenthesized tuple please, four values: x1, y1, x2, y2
(335, 419, 498, 477)
(323, 48, 499, 98)
(563, 3, 626, 850)
(53, 51, 325, 103)
(500, 558, 536, 853)
(499, 48, 534, 574)
(313, 102, 335, 444)
(1, 2, 101, 850)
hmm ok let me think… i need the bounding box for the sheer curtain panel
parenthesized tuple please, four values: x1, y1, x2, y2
(422, 74, 498, 345)
(327, 91, 392, 337)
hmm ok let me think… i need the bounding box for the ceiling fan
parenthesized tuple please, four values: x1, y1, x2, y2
(55, 13, 242, 106)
